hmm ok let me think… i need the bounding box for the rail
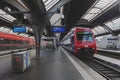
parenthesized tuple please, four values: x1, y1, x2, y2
(98, 49, 120, 59)
(81, 58, 120, 80)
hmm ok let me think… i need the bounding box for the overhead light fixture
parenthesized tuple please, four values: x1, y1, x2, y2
(24, 15, 27, 19)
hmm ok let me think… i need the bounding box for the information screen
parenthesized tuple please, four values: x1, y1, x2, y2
(52, 26, 66, 33)
(77, 31, 92, 34)
(13, 26, 26, 33)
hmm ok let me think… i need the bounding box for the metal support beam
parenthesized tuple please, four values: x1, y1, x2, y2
(32, 25, 41, 60)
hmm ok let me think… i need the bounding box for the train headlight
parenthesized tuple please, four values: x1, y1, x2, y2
(78, 48, 80, 50)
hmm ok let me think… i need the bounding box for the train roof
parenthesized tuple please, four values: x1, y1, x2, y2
(71, 27, 91, 31)
(0, 31, 32, 40)
(62, 27, 92, 40)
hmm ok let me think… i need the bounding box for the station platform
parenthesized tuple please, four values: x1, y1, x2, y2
(0, 48, 106, 80)
(94, 48, 120, 67)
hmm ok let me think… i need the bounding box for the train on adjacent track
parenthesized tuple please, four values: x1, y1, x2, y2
(61, 27, 97, 58)
(0, 31, 35, 51)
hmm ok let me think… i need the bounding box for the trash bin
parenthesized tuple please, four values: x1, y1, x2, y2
(12, 51, 31, 72)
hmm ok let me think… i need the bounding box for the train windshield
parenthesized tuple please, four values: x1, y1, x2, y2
(76, 31, 93, 41)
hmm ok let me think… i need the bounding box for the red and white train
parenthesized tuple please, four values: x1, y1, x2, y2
(61, 27, 97, 58)
(0, 31, 35, 51)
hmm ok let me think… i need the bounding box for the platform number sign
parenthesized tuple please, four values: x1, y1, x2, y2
(13, 26, 27, 33)
(52, 26, 66, 33)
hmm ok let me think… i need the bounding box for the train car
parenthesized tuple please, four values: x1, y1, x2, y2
(0, 31, 35, 51)
(62, 27, 97, 58)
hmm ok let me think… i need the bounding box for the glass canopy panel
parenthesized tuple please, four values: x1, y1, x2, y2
(97, 26, 108, 33)
(94, 28, 101, 34)
(43, 0, 60, 11)
(93, 26, 108, 35)
(0, 27, 17, 35)
(82, 0, 117, 21)
(22, 34, 29, 37)
(29, 36, 35, 39)
(0, 27, 5, 31)
(92, 29, 98, 35)
(9, 30, 18, 35)
(88, 8, 101, 13)
(44, 0, 52, 5)
(84, 14, 95, 20)
(4, 28, 10, 32)
(19, 33, 25, 36)
(43, 0, 48, 3)
(112, 17, 120, 23)
(105, 18, 120, 30)
(0, 9, 16, 22)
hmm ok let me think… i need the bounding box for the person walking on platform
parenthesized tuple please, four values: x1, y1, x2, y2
(56, 43, 59, 50)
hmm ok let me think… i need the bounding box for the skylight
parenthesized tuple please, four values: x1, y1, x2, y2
(92, 25, 108, 35)
(92, 30, 98, 35)
(0, 9, 16, 22)
(19, 33, 29, 37)
(0, 27, 17, 35)
(105, 17, 120, 30)
(82, 0, 117, 21)
(42, 0, 60, 11)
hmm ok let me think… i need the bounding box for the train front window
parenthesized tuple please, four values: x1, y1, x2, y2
(76, 32, 93, 41)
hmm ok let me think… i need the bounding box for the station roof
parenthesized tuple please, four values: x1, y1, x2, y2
(0, 0, 120, 40)
(60, 0, 120, 39)
(82, 0, 117, 21)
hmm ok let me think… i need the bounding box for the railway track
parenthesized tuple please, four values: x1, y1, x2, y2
(62, 47, 120, 79)
(98, 50, 120, 59)
(81, 58, 120, 80)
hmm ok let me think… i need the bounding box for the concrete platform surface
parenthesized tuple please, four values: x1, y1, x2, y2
(1, 48, 84, 80)
(0, 48, 106, 80)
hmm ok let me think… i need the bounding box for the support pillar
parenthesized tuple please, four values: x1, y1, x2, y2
(32, 25, 41, 60)
(32, 14, 49, 60)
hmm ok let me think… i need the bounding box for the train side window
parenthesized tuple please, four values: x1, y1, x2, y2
(0, 38, 4, 44)
(3, 39, 9, 44)
(9, 39, 13, 44)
